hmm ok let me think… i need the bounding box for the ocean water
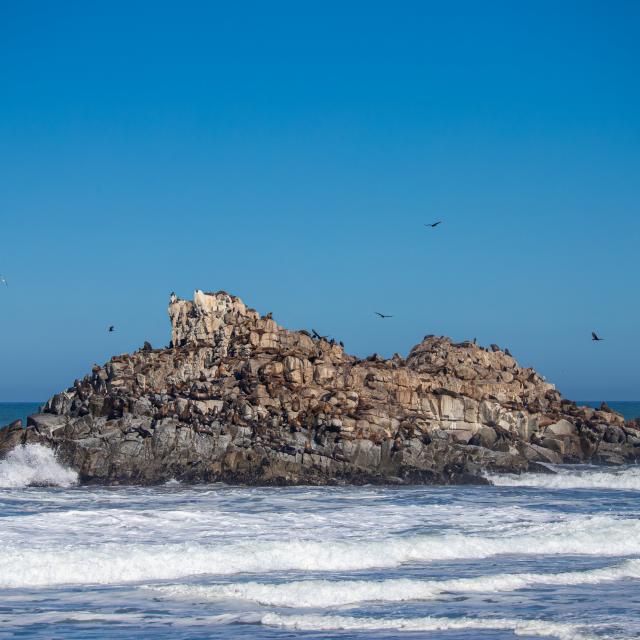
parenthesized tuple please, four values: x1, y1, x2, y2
(578, 401, 640, 421)
(0, 445, 639, 639)
(0, 402, 42, 427)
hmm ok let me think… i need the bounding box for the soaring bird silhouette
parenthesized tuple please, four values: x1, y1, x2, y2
(0, 275, 7, 286)
(592, 331, 604, 341)
(108, 326, 115, 333)
(312, 329, 327, 341)
(375, 312, 393, 318)
(425, 221, 442, 228)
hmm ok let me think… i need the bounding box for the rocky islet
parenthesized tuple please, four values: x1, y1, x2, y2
(0, 290, 638, 485)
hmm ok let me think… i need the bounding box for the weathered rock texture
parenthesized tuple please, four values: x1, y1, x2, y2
(1, 291, 638, 485)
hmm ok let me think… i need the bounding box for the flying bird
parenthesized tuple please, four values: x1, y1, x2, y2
(0, 275, 7, 286)
(591, 332, 604, 341)
(108, 326, 115, 333)
(425, 221, 442, 228)
(375, 312, 393, 318)
(312, 329, 327, 340)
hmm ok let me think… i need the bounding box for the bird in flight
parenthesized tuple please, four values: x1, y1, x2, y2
(0, 275, 7, 286)
(312, 329, 327, 340)
(375, 312, 393, 318)
(425, 221, 442, 228)
(592, 331, 604, 341)
(108, 326, 115, 333)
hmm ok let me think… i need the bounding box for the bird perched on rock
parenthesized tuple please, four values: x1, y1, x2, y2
(425, 221, 442, 228)
(312, 329, 328, 341)
(592, 331, 604, 341)
(108, 326, 115, 333)
(375, 312, 393, 318)
(170, 292, 177, 304)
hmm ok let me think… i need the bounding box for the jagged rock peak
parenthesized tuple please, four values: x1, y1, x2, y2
(169, 289, 346, 360)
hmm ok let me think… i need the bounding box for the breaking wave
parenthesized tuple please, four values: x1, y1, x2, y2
(259, 612, 595, 639)
(489, 466, 640, 491)
(152, 558, 640, 608)
(0, 444, 78, 489)
(0, 610, 593, 639)
(3, 514, 640, 588)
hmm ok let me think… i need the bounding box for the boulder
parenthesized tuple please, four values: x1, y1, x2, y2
(544, 419, 576, 437)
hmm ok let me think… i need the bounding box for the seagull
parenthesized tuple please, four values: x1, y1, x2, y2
(108, 326, 115, 333)
(425, 221, 442, 228)
(0, 275, 7, 286)
(591, 331, 604, 341)
(170, 291, 177, 304)
(375, 312, 393, 318)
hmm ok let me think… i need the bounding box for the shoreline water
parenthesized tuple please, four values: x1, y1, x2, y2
(0, 465, 639, 639)
(0, 402, 43, 427)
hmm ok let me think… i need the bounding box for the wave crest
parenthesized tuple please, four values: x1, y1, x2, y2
(151, 559, 640, 608)
(0, 444, 78, 489)
(489, 466, 640, 491)
(3, 514, 640, 588)
(260, 613, 595, 640)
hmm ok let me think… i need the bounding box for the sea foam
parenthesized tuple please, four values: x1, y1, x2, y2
(489, 466, 640, 491)
(3, 514, 640, 588)
(260, 613, 595, 640)
(152, 558, 640, 608)
(0, 444, 78, 489)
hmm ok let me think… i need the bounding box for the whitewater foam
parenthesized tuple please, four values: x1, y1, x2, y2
(0, 444, 78, 489)
(260, 613, 596, 640)
(3, 514, 640, 588)
(0, 610, 599, 640)
(152, 558, 640, 608)
(489, 466, 640, 491)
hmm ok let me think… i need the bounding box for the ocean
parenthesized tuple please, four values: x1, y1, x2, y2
(0, 403, 42, 427)
(578, 401, 640, 421)
(0, 404, 639, 639)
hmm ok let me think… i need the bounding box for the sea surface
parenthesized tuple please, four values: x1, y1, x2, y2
(0, 403, 42, 427)
(578, 401, 640, 421)
(0, 446, 639, 639)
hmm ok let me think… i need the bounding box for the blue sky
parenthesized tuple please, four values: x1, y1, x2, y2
(1, 1, 639, 401)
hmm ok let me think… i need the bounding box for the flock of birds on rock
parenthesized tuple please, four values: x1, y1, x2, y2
(0, 222, 607, 342)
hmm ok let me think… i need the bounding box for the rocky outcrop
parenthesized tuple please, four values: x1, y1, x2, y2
(1, 290, 638, 485)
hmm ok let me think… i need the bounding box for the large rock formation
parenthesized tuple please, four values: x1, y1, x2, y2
(1, 290, 638, 485)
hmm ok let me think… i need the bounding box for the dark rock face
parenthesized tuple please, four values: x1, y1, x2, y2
(1, 291, 638, 485)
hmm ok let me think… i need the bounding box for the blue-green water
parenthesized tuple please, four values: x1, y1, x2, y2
(0, 403, 42, 427)
(578, 401, 640, 421)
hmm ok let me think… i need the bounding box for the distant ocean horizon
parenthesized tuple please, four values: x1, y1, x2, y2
(1, 400, 639, 428)
(0, 403, 43, 427)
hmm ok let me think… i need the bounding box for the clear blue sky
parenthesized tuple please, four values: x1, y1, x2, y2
(1, 1, 639, 401)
